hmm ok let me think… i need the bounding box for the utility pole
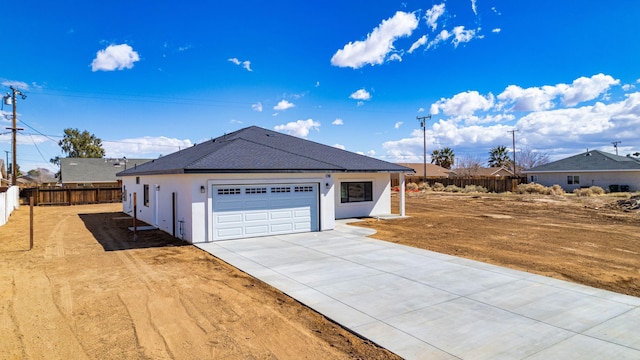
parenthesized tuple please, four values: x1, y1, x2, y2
(508, 129, 519, 176)
(417, 115, 432, 183)
(612, 141, 621, 156)
(3, 87, 26, 186)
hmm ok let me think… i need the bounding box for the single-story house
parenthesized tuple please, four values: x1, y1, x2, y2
(117, 126, 414, 243)
(391, 163, 452, 185)
(60, 157, 151, 187)
(524, 150, 640, 192)
(450, 166, 514, 177)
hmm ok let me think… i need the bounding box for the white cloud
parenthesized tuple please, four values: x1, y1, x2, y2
(471, 0, 478, 15)
(622, 84, 635, 91)
(497, 84, 562, 111)
(560, 73, 619, 106)
(418, 107, 425, 112)
(349, 88, 371, 101)
(492, 28, 501, 33)
(103, 136, 193, 158)
(388, 53, 402, 62)
(427, 29, 451, 49)
(315, 81, 320, 87)
(425, 4, 445, 31)
(251, 102, 263, 112)
(274, 119, 320, 138)
(367, 150, 376, 156)
(1, 80, 29, 89)
(228, 57, 252, 71)
(330, 11, 418, 69)
(431, 91, 494, 116)
(273, 99, 295, 111)
(333, 144, 346, 150)
(332, 118, 344, 125)
(91, 44, 140, 72)
(408, 35, 427, 53)
(395, 121, 403, 129)
(497, 73, 620, 111)
(451, 26, 479, 47)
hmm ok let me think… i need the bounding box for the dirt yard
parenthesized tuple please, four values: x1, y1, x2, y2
(356, 192, 640, 297)
(0, 203, 398, 360)
(2, 194, 639, 359)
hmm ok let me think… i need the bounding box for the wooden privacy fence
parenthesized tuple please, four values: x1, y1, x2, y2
(397, 176, 527, 193)
(20, 187, 122, 206)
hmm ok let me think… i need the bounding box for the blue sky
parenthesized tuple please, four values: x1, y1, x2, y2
(2, 1, 640, 172)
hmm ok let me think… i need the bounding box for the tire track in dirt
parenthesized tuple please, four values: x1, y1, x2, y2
(12, 271, 89, 360)
(0, 273, 26, 360)
(44, 214, 68, 259)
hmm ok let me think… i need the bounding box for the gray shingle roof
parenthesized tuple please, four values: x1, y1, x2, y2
(525, 150, 640, 173)
(117, 126, 413, 176)
(60, 158, 151, 183)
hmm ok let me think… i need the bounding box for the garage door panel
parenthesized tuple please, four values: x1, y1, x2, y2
(244, 212, 269, 222)
(216, 228, 243, 238)
(270, 210, 293, 220)
(212, 183, 318, 241)
(271, 223, 294, 232)
(216, 213, 243, 224)
(245, 225, 270, 234)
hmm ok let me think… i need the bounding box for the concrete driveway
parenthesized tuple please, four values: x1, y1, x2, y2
(195, 220, 640, 359)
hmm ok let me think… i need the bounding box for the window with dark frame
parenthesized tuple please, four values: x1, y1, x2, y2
(143, 184, 150, 206)
(340, 182, 373, 203)
(567, 175, 580, 185)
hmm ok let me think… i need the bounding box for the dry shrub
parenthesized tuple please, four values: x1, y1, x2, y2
(418, 182, 431, 191)
(432, 182, 445, 192)
(589, 186, 605, 195)
(444, 185, 461, 192)
(516, 183, 565, 196)
(573, 188, 592, 197)
(406, 182, 419, 191)
(550, 185, 565, 195)
(462, 185, 488, 193)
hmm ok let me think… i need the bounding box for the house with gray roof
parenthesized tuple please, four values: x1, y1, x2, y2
(117, 126, 414, 243)
(524, 150, 640, 192)
(60, 158, 151, 187)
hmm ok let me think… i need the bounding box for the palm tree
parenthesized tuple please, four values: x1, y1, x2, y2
(431, 147, 455, 169)
(488, 145, 512, 168)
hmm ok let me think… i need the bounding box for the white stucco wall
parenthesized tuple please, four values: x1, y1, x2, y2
(333, 173, 391, 219)
(529, 170, 640, 192)
(121, 172, 339, 243)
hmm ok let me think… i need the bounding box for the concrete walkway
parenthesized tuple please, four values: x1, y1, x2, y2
(195, 220, 640, 359)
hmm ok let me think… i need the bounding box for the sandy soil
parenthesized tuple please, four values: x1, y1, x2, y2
(355, 192, 640, 297)
(0, 203, 398, 360)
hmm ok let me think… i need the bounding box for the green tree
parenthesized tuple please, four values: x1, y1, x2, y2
(50, 128, 105, 166)
(488, 145, 512, 168)
(430, 147, 455, 169)
(7, 163, 21, 177)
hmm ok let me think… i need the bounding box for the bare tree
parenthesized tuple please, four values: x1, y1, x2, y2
(453, 154, 485, 176)
(517, 147, 550, 172)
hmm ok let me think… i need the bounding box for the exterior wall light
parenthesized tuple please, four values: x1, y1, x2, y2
(200, 185, 206, 193)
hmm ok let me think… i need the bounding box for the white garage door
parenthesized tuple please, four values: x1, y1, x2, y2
(212, 183, 319, 241)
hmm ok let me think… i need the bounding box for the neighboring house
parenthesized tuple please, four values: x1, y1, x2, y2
(60, 158, 151, 187)
(391, 163, 451, 182)
(117, 126, 413, 243)
(450, 166, 514, 177)
(524, 150, 640, 192)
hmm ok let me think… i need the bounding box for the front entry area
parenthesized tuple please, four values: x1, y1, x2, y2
(212, 183, 319, 241)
